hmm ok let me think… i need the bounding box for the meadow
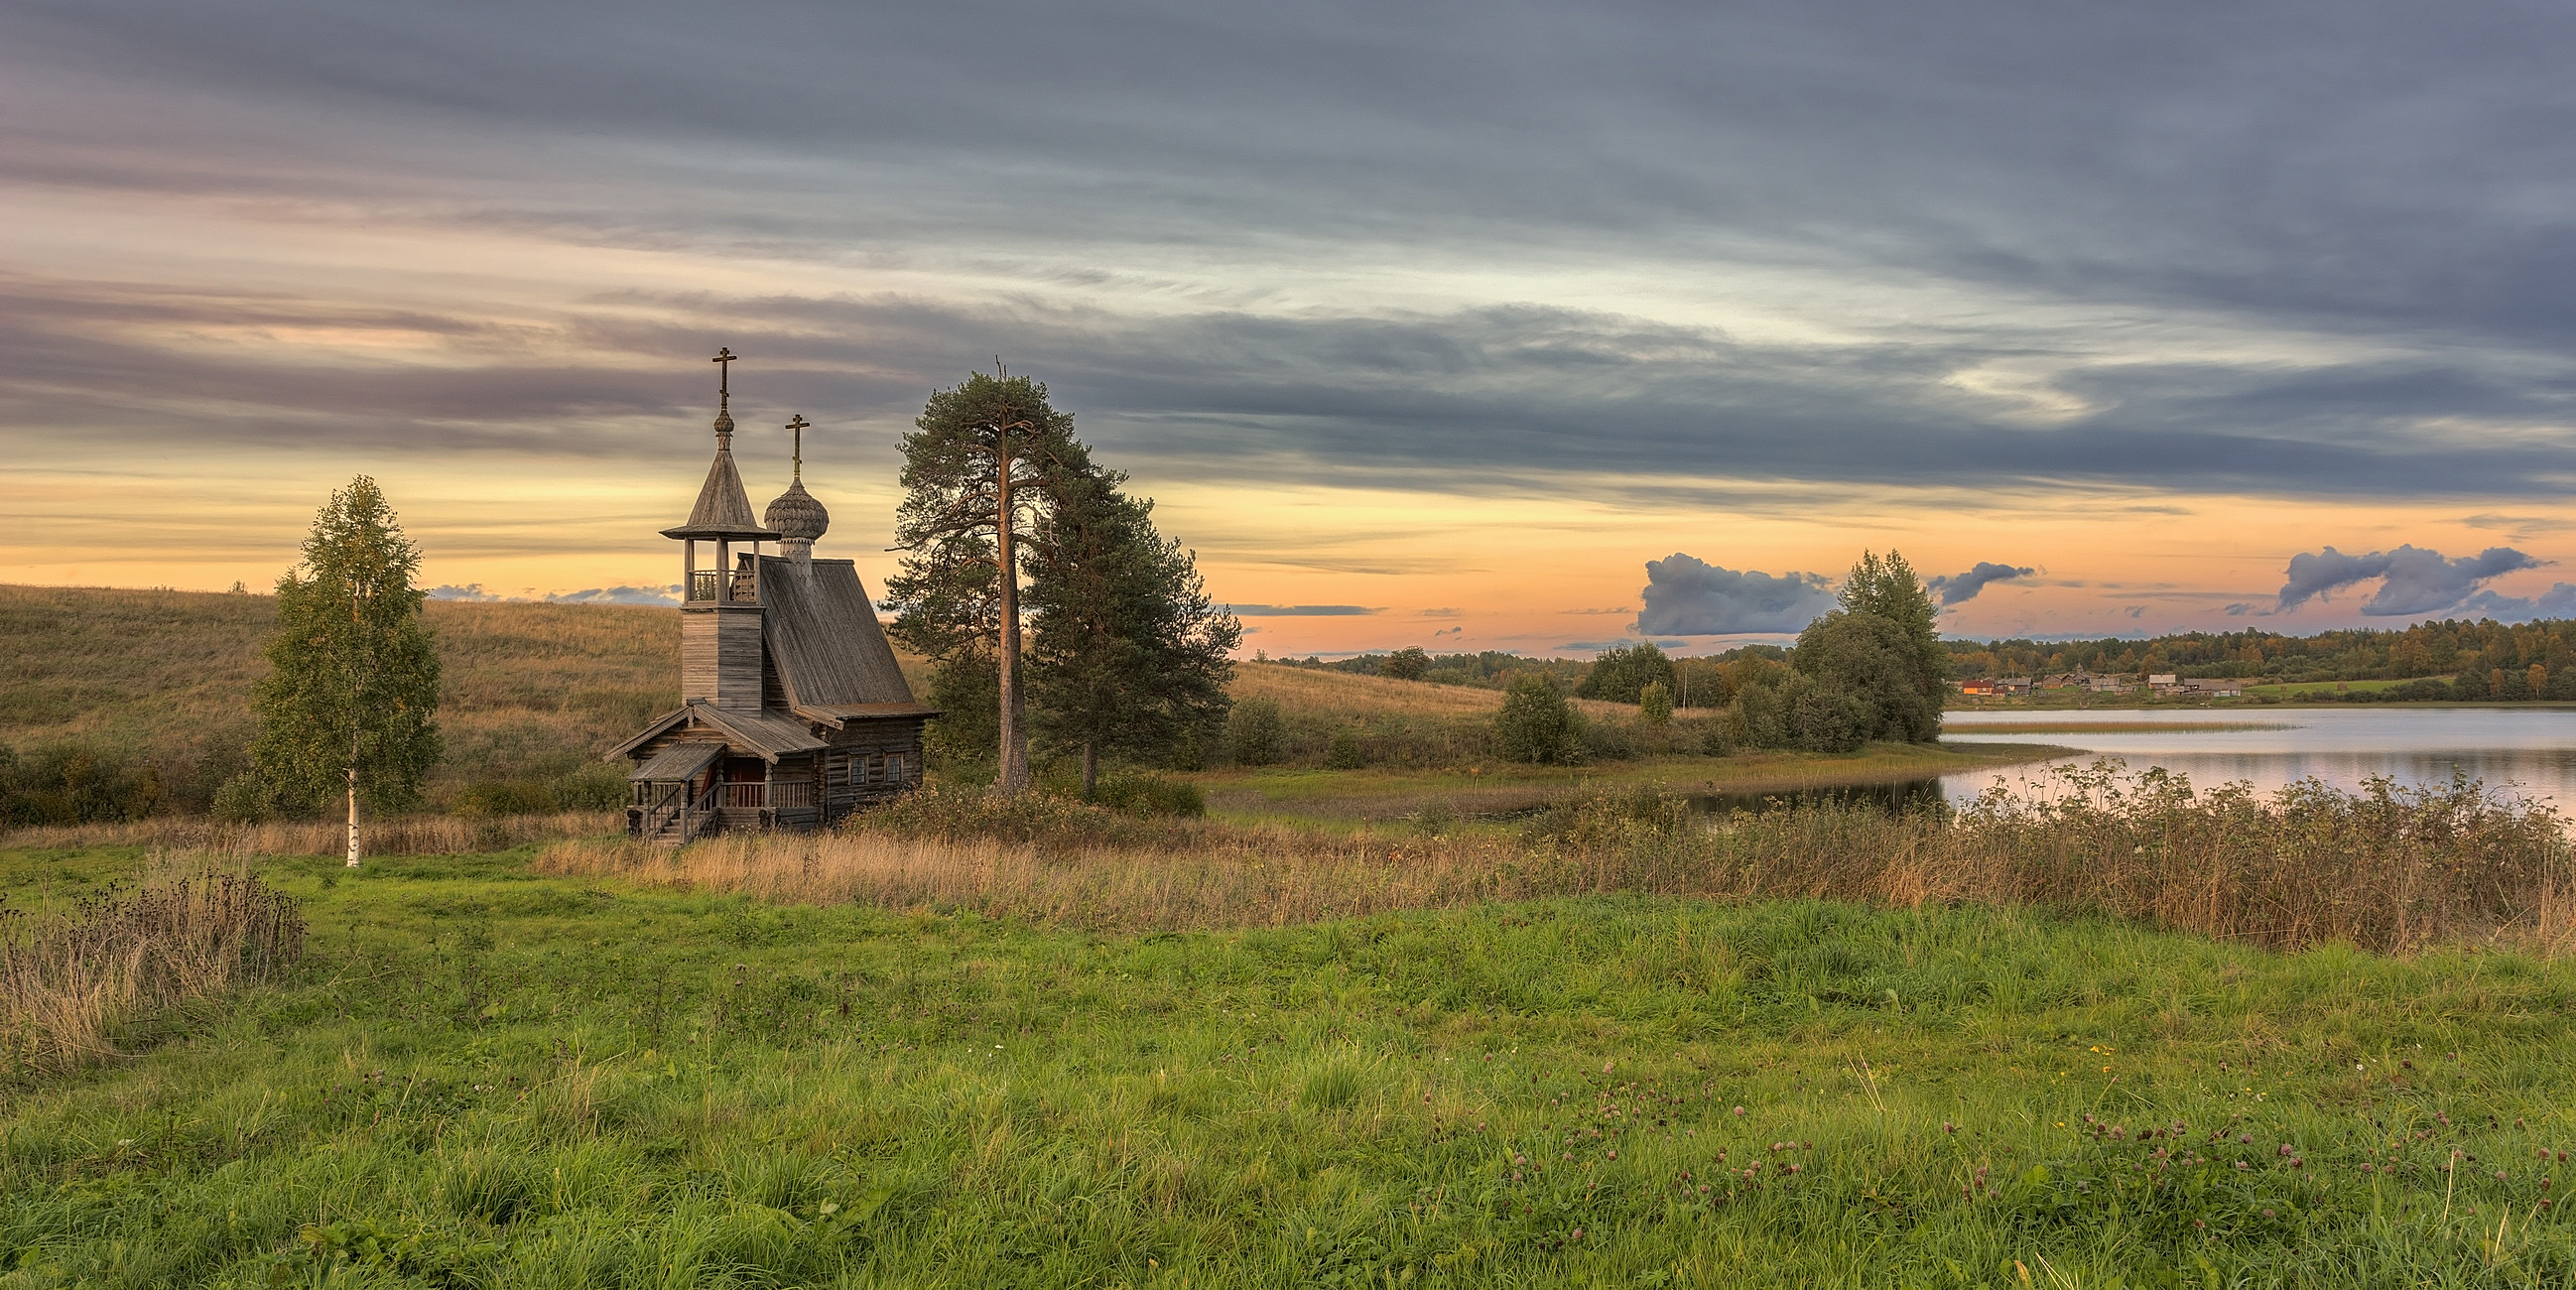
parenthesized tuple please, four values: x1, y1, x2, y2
(5, 840, 2575, 1286)
(5, 767, 2576, 1284)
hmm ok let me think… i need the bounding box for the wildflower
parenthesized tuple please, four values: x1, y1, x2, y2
(1733, 1105, 1745, 1116)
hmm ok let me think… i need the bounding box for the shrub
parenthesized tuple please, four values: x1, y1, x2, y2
(1225, 696, 1284, 766)
(0, 742, 165, 826)
(1381, 647, 1431, 681)
(1579, 715, 1636, 762)
(210, 772, 278, 824)
(452, 764, 626, 817)
(1325, 726, 1365, 769)
(1575, 642, 1675, 704)
(1493, 673, 1585, 764)
(1093, 771, 1207, 818)
(2, 871, 306, 1079)
(1729, 671, 1870, 752)
(1638, 681, 1673, 725)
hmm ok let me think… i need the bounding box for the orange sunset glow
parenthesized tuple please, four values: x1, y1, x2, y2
(7, 4, 2573, 655)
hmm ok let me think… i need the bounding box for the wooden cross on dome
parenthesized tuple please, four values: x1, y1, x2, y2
(784, 414, 810, 480)
(711, 347, 737, 410)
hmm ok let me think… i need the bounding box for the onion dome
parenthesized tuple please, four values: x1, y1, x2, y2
(765, 478, 830, 545)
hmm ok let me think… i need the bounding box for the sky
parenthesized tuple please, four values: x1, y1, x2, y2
(5, 0, 2574, 656)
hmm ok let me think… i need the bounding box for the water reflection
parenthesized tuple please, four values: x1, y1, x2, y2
(1938, 706, 2576, 810)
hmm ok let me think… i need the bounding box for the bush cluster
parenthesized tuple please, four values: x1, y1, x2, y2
(0, 742, 166, 826)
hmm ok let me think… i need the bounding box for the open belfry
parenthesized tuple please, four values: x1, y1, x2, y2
(609, 348, 936, 842)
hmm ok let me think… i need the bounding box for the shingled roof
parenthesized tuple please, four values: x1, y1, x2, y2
(661, 424, 782, 541)
(759, 556, 938, 721)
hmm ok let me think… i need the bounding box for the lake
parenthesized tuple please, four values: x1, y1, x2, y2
(1938, 706, 2576, 809)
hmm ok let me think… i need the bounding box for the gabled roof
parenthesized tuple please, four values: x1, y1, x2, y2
(661, 442, 782, 541)
(758, 556, 929, 713)
(629, 740, 724, 782)
(602, 700, 827, 763)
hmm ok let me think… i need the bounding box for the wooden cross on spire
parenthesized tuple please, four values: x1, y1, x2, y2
(784, 414, 809, 480)
(711, 347, 737, 410)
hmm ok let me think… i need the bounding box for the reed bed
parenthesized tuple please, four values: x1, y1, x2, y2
(0, 810, 619, 857)
(2, 867, 305, 1078)
(538, 762, 2576, 954)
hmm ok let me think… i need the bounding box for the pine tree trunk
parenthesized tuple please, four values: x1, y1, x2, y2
(345, 763, 361, 867)
(1082, 740, 1098, 801)
(993, 437, 1032, 796)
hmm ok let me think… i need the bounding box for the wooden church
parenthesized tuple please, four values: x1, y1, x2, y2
(610, 350, 936, 843)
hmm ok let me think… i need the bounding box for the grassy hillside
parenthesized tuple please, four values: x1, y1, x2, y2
(0, 583, 683, 810)
(1228, 661, 1704, 769)
(4, 841, 2572, 1284)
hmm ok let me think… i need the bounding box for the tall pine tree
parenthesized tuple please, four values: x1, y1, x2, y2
(250, 476, 441, 864)
(1023, 466, 1239, 797)
(887, 371, 1091, 795)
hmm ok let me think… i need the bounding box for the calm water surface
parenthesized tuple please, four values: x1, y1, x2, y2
(1938, 707, 2576, 808)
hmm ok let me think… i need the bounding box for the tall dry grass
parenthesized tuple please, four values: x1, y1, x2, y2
(536, 763, 2576, 954)
(2, 866, 305, 1078)
(0, 811, 619, 857)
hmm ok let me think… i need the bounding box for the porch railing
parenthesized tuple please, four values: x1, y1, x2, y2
(717, 779, 816, 811)
(632, 778, 721, 844)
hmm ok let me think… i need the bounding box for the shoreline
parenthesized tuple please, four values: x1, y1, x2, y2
(1200, 740, 2076, 825)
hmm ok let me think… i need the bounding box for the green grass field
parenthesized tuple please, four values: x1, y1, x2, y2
(6, 842, 2574, 1286)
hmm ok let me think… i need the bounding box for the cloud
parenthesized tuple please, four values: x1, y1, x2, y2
(1226, 603, 1380, 616)
(2462, 582, 2576, 623)
(425, 582, 502, 601)
(2123, 605, 2146, 618)
(1635, 553, 1837, 636)
(2275, 545, 2541, 616)
(2224, 602, 2254, 616)
(545, 584, 681, 605)
(1925, 562, 2035, 607)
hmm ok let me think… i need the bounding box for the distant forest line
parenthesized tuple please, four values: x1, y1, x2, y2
(1278, 614, 2576, 705)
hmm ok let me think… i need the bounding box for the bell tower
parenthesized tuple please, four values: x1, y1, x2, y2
(659, 347, 780, 711)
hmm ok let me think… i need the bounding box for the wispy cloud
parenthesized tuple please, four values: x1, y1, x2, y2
(1226, 603, 1381, 616)
(546, 585, 681, 606)
(1926, 561, 2035, 607)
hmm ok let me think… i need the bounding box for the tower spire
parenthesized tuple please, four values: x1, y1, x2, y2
(710, 347, 738, 446)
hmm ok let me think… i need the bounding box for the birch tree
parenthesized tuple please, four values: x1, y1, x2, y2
(250, 476, 441, 863)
